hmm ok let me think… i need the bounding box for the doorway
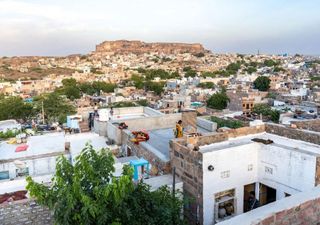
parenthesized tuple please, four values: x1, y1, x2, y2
(243, 183, 256, 212)
(259, 183, 276, 206)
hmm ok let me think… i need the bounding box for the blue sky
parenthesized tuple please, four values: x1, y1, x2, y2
(0, 0, 319, 56)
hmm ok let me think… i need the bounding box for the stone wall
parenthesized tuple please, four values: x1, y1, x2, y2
(175, 124, 266, 147)
(216, 187, 320, 225)
(127, 141, 171, 174)
(255, 199, 320, 225)
(265, 123, 320, 145)
(291, 119, 320, 132)
(315, 157, 320, 186)
(169, 139, 204, 224)
(0, 199, 53, 225)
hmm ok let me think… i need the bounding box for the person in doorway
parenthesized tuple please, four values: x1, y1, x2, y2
(175, 120, 183, 138)
(248, 191, 260, 211)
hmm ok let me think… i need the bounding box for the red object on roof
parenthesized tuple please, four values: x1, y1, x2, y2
(15, 144, 28, 152)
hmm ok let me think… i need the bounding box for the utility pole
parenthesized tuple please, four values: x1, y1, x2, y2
(42, 101, 45, 124)
(172, 166, 176, 225)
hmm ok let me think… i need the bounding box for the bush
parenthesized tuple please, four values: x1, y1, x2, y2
(210, 116, 244, 129)
(0, 129, 21, 139)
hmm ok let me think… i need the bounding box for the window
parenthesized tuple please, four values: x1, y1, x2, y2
(16, 168, 29, 177)
(221, 170, 230, 179)
(0, 171, 9, 180)
(265, 166, 273, 175)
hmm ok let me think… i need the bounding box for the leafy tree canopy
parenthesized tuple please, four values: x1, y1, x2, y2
(197, 82, 215, 89)
(33, 92, 76, 124)
(206, 91, 230, 110)
(26, 144, 185, 225)
(253, 76, 271, 91)
(0, 96, 34, 121)
(253, 103, 280, 123)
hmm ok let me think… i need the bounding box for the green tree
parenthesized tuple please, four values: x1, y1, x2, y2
(183, 67, 197, 78)
(63, 85, 81, 100)
(145, 81, 165, 95)
(26, 144, 185, 225)
(78, 82, 96, 95)
(253, 76, 271, 91)
(253, 103, 280, 123)
(206, 91, 230, 110)
(0, 96, 34, 121)
(34, 92, 76, 124)
(131, 74, 144, 89)
(60, 78, 81, 100)
(263, 59, 280, 67)
(62, 78, 77, 87)
(197, 82, 215, 89)
(92, 81, 116, 94)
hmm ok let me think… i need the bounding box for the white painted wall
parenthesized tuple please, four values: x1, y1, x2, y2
(258, 144, 317, 196)
(0, 156, 58, 180)
(202, 142, 260, 225)
(202, 141, 318, 225)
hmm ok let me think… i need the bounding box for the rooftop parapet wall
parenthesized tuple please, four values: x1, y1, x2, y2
(266, 123, 320, 145)
(291, 119, 320, 132)
(173, 124, 266, 147)
(216, 187, 320, 225)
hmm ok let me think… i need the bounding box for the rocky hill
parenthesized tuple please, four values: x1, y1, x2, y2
(94, 40, 207, 55)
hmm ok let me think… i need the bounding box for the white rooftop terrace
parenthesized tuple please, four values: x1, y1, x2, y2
(0, 132, 109, 161)
(200, 132, 320, 156)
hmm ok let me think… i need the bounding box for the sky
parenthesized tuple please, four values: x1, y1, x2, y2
(0, 0, 319, 56)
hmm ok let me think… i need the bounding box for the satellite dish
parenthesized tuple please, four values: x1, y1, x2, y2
(14, 160, 26, 169)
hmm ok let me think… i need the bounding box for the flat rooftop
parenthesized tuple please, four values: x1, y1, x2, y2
(111, 113, 148, 121)
(143, 126, 214, 162)
(200, 132, 320, 156)
(0, 132, 109, 162)
(144, 174, 182, 191)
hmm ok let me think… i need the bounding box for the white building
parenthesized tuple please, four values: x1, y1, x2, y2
(170, 123, 320, 225)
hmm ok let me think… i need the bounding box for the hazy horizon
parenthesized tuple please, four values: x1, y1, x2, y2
(1, 0, 320, 57)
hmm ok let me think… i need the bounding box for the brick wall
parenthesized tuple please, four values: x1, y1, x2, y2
(169, 140, 204, 224)
(255, 199, 320, 225)
(127, 141, 171, 174)
(217, 187, 320, 225)
(0, 199, 53, 225)
(291, 119, 320, 132)
(266, 123, 320, 145)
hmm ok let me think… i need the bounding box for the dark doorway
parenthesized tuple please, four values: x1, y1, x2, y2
(259, 183, 276, 206)
(243, 183, 256, 212)
(127, 146, 132, 156)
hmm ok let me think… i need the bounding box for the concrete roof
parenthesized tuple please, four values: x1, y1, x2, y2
(66, 132, 109, 157)
(143, 125, 214, 162)
(200, 133, 320, 156)
(0, 132, 65, 161)
(144, 174, 182, 191)
(0, 132, 110, 161)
